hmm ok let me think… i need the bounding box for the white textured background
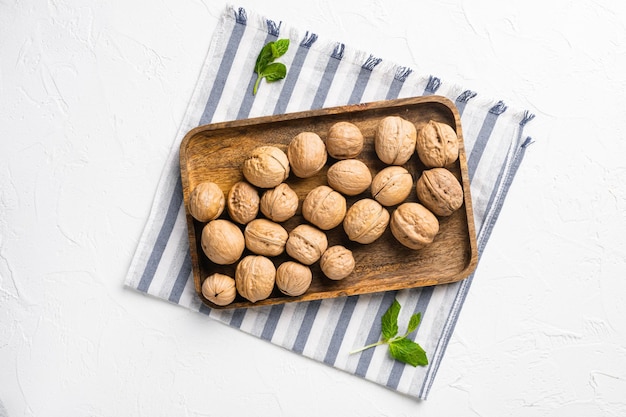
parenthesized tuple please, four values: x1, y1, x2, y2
(1, 0, 625, 416)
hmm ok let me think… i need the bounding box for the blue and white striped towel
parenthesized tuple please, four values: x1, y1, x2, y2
(124, 5, 534, 400)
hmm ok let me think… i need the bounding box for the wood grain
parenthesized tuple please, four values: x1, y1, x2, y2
(180, 96, 478, 309)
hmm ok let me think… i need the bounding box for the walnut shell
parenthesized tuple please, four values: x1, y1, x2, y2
(326, 159, 372, 196)
(320, 245, 355, 280)
(416, 168, 463, 216)
(287, 132, 327, 178)
(325, 122, 364, 159)
(189, 181, 225, 222)
(201, 273, 236, 306)
(415, 120, 459, 167)
(374, 116, 417, 165)
(285, 224, 328, 265)
(201, 219, 245, 265)
(371, 166, 413, 207)
(227, 181, 259, 225)
(242, 146, 290, 188)
(244, 219, 288, 257)
(302, 185, 347, 230)
(260, 183, 299, 222)
(390, 202, 439, 249)
(276, 261, 312, 296)
(343, 198, 390, 244)
(235, 255, 276, 303)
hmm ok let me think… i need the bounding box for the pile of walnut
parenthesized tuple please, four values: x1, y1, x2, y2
(189, 116, 463, 307)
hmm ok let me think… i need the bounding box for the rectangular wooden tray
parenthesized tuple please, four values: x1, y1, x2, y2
(180, 95, 477, 309)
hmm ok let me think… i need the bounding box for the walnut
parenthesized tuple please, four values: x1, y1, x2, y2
(302, 185, 347, 230)
(326, 159, 372, 196)
(390, 202, 439, 249)
(244, 218, 288, 257)
(320, 245, 355, 280)
(275, 261, 312, 296)
(416, 168, 463, 216)
(285, 224, 328, 265)
(287, 132, 327, 178)
(415, 120, 459, 167)
(260, 183, 299, 222)
(201, 273, 237, 306)
(188, 181, 225, 223)
(325, 121, 364, 159)
(374, 116, 417, 165)
(370, 166, 413, 207)
(343, 198, 390, 244)
(227, 181, 259, 225)
(235, 255, 276, 303)
(242, 145, 290, 188)
(200, 219, 245, 265)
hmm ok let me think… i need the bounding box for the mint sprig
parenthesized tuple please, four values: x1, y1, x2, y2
(350, 299, 428, 367)
(253, 39, 289, 95)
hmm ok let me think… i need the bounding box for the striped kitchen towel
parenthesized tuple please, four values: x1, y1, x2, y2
(124, 4, 534, 399)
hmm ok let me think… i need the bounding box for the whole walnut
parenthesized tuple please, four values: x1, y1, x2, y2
(260, 183, 299, 222)
(302, 185, 347, 230)
(416, 168, 463, 216)
(276, 261, 312, 296)
(325, 121, 364, 159)
(390, 202, 439, 249)
(242, 146, 290, 188)
(287, 132, 327, 178)
(286, 224, 328, 265)
(201, 273, 237, 306)
(235, 255, 276, 303)
(227, 181, 259, 225)
(320, 245, 355, 280)
(201, 219, 245, 265)
(415, 120, 459, 167)
(189, 181, 225, 222)
(326, 159, 372, 196)
(371, 166, 413, 206)
(244, 218, 288, 257)
(374, 116, 417, 165)
(343, 198, 390, 244)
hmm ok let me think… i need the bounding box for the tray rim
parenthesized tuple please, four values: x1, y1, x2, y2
(180, 95, 478, 309)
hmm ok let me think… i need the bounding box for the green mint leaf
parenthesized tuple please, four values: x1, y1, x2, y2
(381, 299, 401, 341)
(388, 338, 428, 367)
(261, 62, 287, 82)
(273, 39, 290, 57)
(254, 42, 275, 74)
(252, 39, 290, 95)
(406, 312, 421, 334)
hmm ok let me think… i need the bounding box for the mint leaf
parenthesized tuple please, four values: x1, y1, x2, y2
(407, 312, 421, 334)
(350, 299, 428, 368)
(261, 62, 287, 82)
(388, 338, 428, 367)
(252, 39, 290, 95)
(273, 39, 290, 57)
(381, 299, 400, 341)
(254, 42, 275, 74)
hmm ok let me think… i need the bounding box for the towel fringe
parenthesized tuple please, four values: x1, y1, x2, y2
(489, 100, 508, 115)
(521, 136, 534, 148)
(394, 66, 413, 82)
(520, 110, 535, 126)
(362, 54, 382, 71)
(456, 89, 477, 103)
(425, 76, 441, 93)
(234, 7, 247, 25)
(331, 42, 345, 60)
(300, 31, 318, 48)
(266, 19, 281, 36)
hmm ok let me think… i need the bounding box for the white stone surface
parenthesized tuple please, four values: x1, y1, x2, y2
(1, 0, 625, 415)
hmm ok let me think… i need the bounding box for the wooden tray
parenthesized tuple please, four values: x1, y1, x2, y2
(180, 95, 477, 309)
